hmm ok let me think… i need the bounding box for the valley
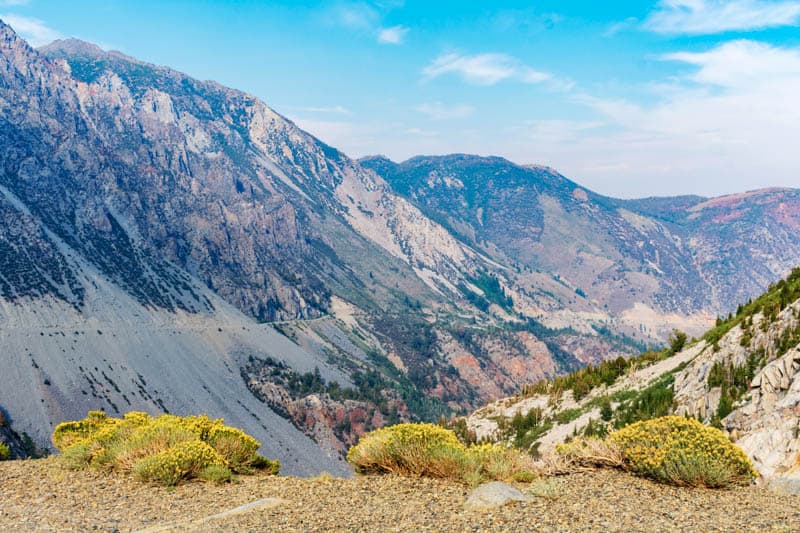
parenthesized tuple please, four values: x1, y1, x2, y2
(1, 18, 800, 475)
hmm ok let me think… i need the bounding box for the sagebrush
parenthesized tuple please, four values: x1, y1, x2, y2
(346, 422, 537, 486)
(555, 416, 757, 488)
(52, 411, 279, 486)
(611, 416, 756, 487)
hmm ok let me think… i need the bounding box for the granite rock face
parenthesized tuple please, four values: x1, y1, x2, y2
(673, 300, 800, 480)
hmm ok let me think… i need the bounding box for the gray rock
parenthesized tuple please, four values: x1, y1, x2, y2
(464, 482, 531, 511)
(767, 474, 800, 495)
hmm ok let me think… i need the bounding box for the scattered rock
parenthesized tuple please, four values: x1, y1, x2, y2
(464, 481, 531, 511)
(767, 469, 800, 495)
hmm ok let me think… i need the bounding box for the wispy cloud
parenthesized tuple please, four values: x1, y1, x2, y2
(405, 127, 439, 137)
(643, 0, 800, 34)
(415, 102, 474, 120)
(539, 39, 800, 196)
(325, 2, 408, 44)
(522, 119, 605, 143)
(0, 1, 32, 6)
(1, 13, 62, 46)
(423, 53, 553, 86)
(327, 2, 379, 30)
(293, 105, 351, 114)
(604, 17, 638, 36)
(377, 25, 408, 44)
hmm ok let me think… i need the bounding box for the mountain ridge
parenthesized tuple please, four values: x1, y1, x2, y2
(2, 20, 800, 472)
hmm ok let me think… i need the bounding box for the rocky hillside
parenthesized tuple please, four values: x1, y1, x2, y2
(466, 268, 800, 490)
(362, 155, 800, 340)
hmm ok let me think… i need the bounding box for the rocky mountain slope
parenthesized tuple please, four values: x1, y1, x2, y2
(466, 268, 800, 489)
(362, 155, 800, 340)
(2, 18, 800, 471)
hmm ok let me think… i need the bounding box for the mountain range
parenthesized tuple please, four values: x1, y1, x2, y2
(1, 19, 799, 473)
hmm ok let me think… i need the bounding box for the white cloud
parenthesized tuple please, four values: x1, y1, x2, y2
(415, 102, 474, 120)
(0, 1, 32, 6)
(662, 39, 800, 87)
(423, 52, 553, 86)
(530, 39, 800, 196)
(1, 14, 62, 46)
(644, 0, 800, 34)
(377, 25, 408, 44)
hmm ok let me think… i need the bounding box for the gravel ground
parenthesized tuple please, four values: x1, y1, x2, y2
(1, 458, 798, 532)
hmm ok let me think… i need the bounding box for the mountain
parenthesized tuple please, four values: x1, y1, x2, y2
(0, 23, 639, 467)
(465, 268, 800, 489)
(361, 155, 800, 339)
(1, 19, 799, 472)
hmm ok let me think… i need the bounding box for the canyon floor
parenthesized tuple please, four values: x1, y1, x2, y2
(2, 458, 799, 532)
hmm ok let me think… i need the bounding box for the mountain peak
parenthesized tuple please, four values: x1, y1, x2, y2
(39, 38, 105, 57)
(39, 38, 151, 70)
(358, 155, 396, 165)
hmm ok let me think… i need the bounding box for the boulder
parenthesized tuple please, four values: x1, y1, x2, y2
(464, 482, 531, 511)
(767, 471, 800, 495)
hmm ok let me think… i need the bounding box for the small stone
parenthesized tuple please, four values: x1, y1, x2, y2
(463, 482, 531, 511)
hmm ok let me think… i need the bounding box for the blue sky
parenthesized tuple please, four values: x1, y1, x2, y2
(2, 1, 800, 198)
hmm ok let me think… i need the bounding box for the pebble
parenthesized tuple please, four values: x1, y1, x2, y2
(1, 458, 799, 532)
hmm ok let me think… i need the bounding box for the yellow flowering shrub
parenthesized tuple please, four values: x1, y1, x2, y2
(52, 410, 122, 450)
(610, 416, 757, 488)
(51, 411, 280, 485)
(0, 442, 9, 460)
(207, 425, 260, 471)
(134, 441, 225, 486)
(346, 423, 536, 485)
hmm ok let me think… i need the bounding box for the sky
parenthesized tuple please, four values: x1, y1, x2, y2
(1, 1, 799, 198)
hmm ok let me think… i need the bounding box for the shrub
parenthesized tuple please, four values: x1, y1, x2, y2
(610, 416, 757, 488)
(346, 423, 535, 485)
(198, 464, 233, 484)
(0, 442, 10, 460)
(250, 454, 281, 475)
(555, 437, 624, 470)
(347, 423, 465, 477)
(52, 411, 279, 485)
(134, 441, 225, 486)
(207, 425, 260, 472)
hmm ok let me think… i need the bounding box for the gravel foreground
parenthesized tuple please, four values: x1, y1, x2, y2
(1, 458, 798, 532)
